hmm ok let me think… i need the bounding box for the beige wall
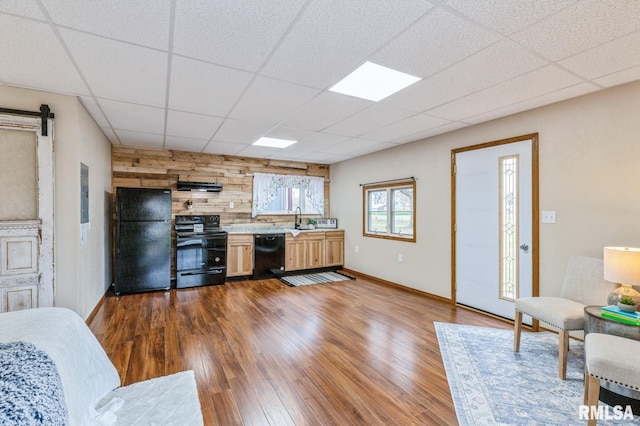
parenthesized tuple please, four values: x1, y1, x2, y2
(330, 80, 640, 300)
(0, 86, 112, 318)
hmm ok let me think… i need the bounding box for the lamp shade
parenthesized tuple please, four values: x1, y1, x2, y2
(603, 247, 640, 286)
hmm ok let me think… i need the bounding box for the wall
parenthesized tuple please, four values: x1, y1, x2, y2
(330, 80, 640, 300)
(76, 101, 113, 317)
(111, 146, 330, 225)
(0, 86, 112, 319)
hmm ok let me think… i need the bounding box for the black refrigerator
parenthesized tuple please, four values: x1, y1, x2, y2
(114, 187, 172, 295)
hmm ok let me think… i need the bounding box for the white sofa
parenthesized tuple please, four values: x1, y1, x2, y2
(0, 307, 203, 425)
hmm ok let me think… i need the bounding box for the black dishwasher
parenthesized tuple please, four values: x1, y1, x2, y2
(253, 234, 285, 279)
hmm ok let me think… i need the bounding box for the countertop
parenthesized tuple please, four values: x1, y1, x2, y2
(223, 226, 342, 236)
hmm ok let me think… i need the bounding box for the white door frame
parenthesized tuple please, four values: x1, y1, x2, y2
(451, 134, 539, 324)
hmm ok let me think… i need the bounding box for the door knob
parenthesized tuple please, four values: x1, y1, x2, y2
(520, 244, 529, 251)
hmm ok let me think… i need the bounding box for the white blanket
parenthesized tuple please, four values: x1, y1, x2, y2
(0, 307, 203, 426)
(92, 371, 203, 426)
(0, 307, 120, 426)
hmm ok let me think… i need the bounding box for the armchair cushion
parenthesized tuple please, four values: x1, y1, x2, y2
(515, 297, 586, 330)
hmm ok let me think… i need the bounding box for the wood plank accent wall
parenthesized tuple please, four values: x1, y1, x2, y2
(111, 146, 331, 226)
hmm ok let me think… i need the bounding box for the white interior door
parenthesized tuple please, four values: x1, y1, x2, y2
(454, 138, 535, 321)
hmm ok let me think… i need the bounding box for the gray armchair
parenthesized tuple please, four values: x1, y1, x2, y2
(513, 256, 616, 379)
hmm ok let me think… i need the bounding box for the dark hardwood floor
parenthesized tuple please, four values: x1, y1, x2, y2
(88, 274, 511, 425)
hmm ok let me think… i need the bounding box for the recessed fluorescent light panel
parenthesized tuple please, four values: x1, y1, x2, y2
(253, 137, 297, 148)
(329, 61, 421, 102)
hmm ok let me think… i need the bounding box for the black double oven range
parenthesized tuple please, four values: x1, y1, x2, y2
(175, 215, 227, 288)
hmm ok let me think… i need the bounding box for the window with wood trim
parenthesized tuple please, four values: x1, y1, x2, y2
(363, 180, 416, 242)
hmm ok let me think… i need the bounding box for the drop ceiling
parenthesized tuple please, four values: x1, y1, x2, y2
(2, 0, 640, 164)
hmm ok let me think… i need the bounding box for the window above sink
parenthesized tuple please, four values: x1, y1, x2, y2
(252, 173, 324, 217)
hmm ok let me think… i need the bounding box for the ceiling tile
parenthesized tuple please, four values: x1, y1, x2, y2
(464, 82, 599, 124)
(115, 129, 164, 148)
(3, 1, 640, 164)
(228, 76, 320, 125)
(201, 140, 247, 156)
(426, 65, 584, 121)
(298, 133, 350, 150)
(443, 0, 578, 36)
(280, 92, 371, 131)
(594, 65, 640, 88)
(168, 56, 253, 117)
(383, 39, 547, 112)
(323, 138, 386, 155)
(79, 96, 109, 127)
(60, 28, 168, 106)
(298, 151, 351, 164)
(324, 104, 415, 137)
(0, 0, 46, 20)
(264, 126, 315, 143)
(559, 31, 640, 80)
(98, 99, 165, 134)
(0, 15, 88, 95)
(392, 121, 469, 144)
(173, 0, 307, 72)
(233, 144, 280, 159)
(100, 127, 119, 144)
(362, 113, 451, 141)
(212, 118, 272, 145)
(166, 110, 223, 140)
(512, 0, 640, 61)
(372, 7, 501, 78)
(260, 0, 436, 88)
(350, 141, 397, 157)
(164, 135, 209, 152)
(40, 0, 171, 49)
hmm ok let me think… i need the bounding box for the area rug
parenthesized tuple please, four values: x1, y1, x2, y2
(435, 323, 639, 425)
(281, 271, 354, 287)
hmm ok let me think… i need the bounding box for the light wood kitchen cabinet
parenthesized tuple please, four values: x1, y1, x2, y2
(304, 233, 325, 269)
(324, 231, 345, 267)
(286, 231, 343, 271)
(227, 234, 254, 277)
(285, 236, 306, 271)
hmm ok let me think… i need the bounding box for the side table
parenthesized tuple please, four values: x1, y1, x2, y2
(584, 305, 640, 408)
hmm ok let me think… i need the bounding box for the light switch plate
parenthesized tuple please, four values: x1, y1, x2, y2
(542, 211, 556, 224)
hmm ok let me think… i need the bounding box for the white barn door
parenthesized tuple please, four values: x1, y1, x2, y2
(0, 113, 54, 312)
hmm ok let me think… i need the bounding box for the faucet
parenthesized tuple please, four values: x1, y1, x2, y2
(294, 206, 301, 229)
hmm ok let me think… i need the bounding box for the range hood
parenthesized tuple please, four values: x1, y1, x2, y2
(177, 181, 223, 192)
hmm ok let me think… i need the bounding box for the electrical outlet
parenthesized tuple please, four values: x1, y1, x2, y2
(229, 201, 234, 209)
(398, 254, 403, 262)
(355, 245, 359, 253)
(542, 211, 556, 224)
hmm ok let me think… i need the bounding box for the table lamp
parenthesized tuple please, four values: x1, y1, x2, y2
(604, 246, 640, 306)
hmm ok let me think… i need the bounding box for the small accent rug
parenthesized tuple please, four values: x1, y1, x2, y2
(435, 322, 639, 425)
(281, 271, 354, 287)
